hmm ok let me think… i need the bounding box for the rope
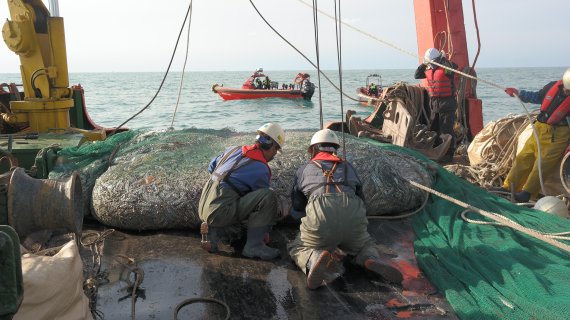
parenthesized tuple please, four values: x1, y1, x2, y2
(81, 229, 115, 320)
(333, 0, 347, 161)
(445, 114, 533, 188)
(247, 0, 359, 102)
(170, 0, 193, 129)
(312, 0, 324, 128)
(114, 254, 144, 320)
(110, 2, 193, 134)
(367, 188, 429, 220)
(173, 297, 231, 320)
(407, 179, 570, 253)
(460, 208, 570, 241)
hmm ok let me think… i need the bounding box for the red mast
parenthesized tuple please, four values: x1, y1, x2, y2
(413, 0, 483, 138)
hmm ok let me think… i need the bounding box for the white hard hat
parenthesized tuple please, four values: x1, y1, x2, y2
(257, 123, 285, 148)
(310, 129, 340, 147)
(424, 48, 441, 62)
(563, 67, 570, 90)
(533, 196, 569, 219)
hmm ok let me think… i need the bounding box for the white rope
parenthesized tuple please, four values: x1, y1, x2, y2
(407, 179, 570, 253)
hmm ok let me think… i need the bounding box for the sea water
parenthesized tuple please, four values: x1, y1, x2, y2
(0, 67, 565, 132)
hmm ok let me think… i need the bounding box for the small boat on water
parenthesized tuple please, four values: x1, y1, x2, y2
(212, 69, 316, 100)
(356, 73, 383, 107)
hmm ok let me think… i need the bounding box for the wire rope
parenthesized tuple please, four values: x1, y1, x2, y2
(333, 0, 347, 160)
(170, 0, 193, 129)
(312, 0, 324, 129)
(110, 2, 193, 135)
(248, 0, 359, 102)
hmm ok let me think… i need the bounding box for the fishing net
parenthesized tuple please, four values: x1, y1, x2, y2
(372, 142, 570, 320)
(50, 128, 433, 231)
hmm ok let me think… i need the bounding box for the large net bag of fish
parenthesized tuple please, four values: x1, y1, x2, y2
(91, 129, 433, 231)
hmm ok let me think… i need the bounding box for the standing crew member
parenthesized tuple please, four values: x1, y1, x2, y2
(199, 123, 285, 260)
(288, 129, 403, 289)
(500, 68, 570, 202)
(415, 48, 459, 163)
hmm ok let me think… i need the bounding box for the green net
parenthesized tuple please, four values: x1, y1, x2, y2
(370, 141, 570, 320)
(50, 128, 432, 231)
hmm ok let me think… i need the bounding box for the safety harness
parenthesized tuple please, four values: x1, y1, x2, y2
(310, 160, 351, 194)
(210, 146, 254, 196)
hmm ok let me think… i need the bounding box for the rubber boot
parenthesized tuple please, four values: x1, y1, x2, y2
(200, 222, 224, 253)
(514, 190, 531, 203)
(364, 258, 403, 284)
(242, 227, 280, 260)
(306, 250, 344, 290)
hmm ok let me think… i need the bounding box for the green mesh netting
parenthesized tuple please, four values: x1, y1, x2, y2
(49, 128, 432, 231)
(370, 141, 570, 320)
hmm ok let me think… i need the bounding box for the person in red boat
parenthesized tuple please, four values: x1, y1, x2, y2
(199, 123, 286, 260)
(287, 129, 403, 289)
(415, 48, 458, 163)
(499, 68, 570, 203)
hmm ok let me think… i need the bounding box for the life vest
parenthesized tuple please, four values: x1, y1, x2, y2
(210, 145, 270, 196)
(421, 68, 453, 97)
(539, 81, 570, 125)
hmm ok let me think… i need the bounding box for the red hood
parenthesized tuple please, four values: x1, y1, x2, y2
(311, 152, 342, 162)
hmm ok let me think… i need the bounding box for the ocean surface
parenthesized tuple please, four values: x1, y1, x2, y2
(0, 67, 565, 132)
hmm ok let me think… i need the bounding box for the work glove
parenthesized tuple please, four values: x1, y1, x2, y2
(505, 87, 519, 97)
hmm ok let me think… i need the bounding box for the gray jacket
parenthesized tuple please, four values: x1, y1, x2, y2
(290, 158, 365, 218)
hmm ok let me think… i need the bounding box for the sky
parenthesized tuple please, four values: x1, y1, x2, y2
(0, 0, 568, 73)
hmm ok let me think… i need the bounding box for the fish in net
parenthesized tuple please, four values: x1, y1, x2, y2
(52, 128, 434, 231)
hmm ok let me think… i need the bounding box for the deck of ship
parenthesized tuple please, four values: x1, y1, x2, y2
(82, 217, 457, 319)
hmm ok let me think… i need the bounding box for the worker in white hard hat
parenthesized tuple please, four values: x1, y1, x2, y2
(499, 68, 570, 202)
(414, 47, 459, 163)
(287, 129, 403, 289)
(198, 123, 285, 260)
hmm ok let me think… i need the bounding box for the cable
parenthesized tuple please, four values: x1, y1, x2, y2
(110, 1, 193, 135)
(470, 0, 482, 70)
(248, 0, 359, 102)
(333, 0, 347, 161)
(170, 0, 193, 129)
(173, 297, 230, 320)
(312, 0, 324, 128)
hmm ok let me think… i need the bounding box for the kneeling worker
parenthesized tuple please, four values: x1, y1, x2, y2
(198, 123, 285, 260)
(288, 129, 403, 289)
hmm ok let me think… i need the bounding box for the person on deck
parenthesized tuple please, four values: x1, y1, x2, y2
(263, 77, 271, 89)
(499, 68, 570, 203)
(287, 129, 403, 289)
(414, 48, 459, 163)
(255, 78, 263, 89)
(198, 123, 286, 260)
(368, 83, 378, 96)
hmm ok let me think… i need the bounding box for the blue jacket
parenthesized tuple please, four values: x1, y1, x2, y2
(208, 146, 270, 196)
(518, 81, 557, 104)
